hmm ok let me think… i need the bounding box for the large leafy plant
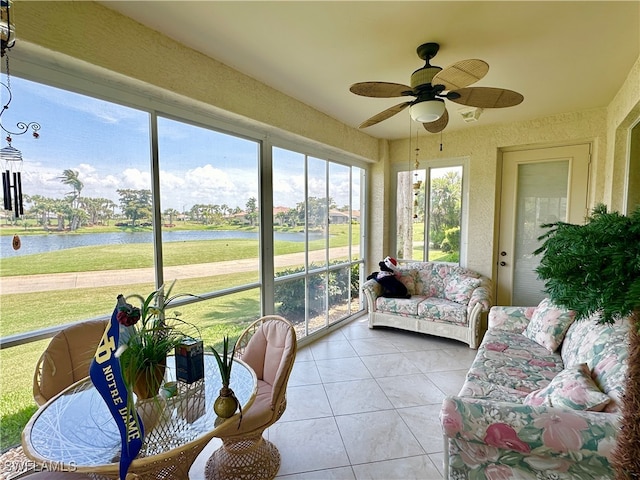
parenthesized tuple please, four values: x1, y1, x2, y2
(534, 204, 640, 479)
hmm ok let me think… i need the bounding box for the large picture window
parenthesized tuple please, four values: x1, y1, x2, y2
(0, 73, 366, 449)
(395, 160, 466, 264)
(272, 147, 363, 339)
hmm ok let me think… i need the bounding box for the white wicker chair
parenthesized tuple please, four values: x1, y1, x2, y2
(205, 315, 297, 480)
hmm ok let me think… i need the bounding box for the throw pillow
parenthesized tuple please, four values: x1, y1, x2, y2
(444, 275, 481, 305)
(523, 363, 610, 411)
(398, 270, 417, 296)
(523, 298, 575, 352)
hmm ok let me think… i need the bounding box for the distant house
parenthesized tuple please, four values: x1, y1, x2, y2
(329, 210, 350, 224)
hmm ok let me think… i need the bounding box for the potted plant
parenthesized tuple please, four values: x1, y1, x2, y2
(534, 204, 640, 479)
(115, 281, 200, 401)
(210, 336, 240, 419)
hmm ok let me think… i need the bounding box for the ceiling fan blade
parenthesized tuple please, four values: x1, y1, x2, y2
(359, 101, 412, 128)
(422, 108, 449, 133)
(431, 59, 489, 91)
(449, 87, 524, 108)
(350, 82, 414, 98)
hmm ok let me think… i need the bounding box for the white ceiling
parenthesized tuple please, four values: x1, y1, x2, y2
(101, 1, 640, 140)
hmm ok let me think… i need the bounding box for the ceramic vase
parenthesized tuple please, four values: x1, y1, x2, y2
(213, 386, 238, 418)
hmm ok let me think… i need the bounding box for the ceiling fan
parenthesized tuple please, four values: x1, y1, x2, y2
(350, 42, 524, 133)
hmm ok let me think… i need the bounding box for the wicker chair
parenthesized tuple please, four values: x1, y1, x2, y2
(205, 315, 297, 480)
(33, 319, 108, 405)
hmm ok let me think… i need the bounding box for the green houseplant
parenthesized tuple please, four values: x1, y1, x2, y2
(535, 204, 640, 479)
(210, 336, 240, 419)
(116, 281, 200, 400)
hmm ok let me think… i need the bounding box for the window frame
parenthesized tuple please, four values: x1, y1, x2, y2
(391, 156, 470, 266)
(0, 49, 368, 348)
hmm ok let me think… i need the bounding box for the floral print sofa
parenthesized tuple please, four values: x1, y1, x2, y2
(440, 299, 630, 479)
(362, 262, 492, 348)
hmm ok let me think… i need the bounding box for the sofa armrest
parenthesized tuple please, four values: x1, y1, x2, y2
(488, 305, 536, 333)
(441, 395, 620, 461)
(467, 281, 491, 313)
(362, 279, 381, 313)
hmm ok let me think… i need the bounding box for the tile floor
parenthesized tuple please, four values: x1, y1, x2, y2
(190, 315, 477, 480)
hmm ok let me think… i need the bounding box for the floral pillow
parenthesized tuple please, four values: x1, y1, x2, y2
(444, 275, 481, 305)
(524, 363, 611, 411)
(398, 270, 417, 295)
(523, 298, 575, 352)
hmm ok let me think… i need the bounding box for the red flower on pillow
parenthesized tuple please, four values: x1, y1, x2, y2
(484, 423, 531, 453)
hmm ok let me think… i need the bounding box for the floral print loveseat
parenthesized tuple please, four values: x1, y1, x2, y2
(440, 300, 630, 479)
(362, 262, 492, 348)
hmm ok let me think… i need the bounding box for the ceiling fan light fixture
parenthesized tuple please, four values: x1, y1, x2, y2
(410, 99, 445, 123)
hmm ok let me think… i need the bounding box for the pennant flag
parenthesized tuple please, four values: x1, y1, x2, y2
(90, 306, 144, 480)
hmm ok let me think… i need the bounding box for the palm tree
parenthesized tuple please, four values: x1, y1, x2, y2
(58, 169, 84, 230)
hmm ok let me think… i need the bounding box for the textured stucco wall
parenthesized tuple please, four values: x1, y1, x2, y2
(387, 108, 609, 279)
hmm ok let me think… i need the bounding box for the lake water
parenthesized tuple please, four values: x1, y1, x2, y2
(1, 229, 319, 258)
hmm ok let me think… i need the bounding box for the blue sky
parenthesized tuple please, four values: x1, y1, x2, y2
(3, 76, 359, 213)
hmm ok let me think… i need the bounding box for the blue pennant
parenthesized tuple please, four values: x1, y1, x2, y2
(90, 307, 144, 480)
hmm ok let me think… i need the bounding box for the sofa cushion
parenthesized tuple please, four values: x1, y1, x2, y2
(523, 363, 611, 412)
(523, 298, 575, 352)
(444, 275, 481, 305)
(462, 330, 563, 395)
(375, 296, 426, 316)
(417, 298, 467, 326)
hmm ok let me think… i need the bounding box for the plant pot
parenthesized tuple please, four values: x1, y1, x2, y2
(213, 386, 238, 418)
(133, 362, 166, 400)
(135, 394, 167, 433)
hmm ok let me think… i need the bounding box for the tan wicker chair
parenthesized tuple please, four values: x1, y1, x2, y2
(33, 319, 108, 405)
(205, 315, 297, 480)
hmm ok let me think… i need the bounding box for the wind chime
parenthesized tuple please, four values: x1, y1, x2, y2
(1, 0, 40, 253)
(1, 0, 40, 249)
(412, 129, 422, 219)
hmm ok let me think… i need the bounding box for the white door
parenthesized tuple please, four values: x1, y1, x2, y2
(496, 144, 590, 306)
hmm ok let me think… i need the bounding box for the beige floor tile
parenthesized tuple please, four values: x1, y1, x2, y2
(360, 352, 422, 378)
(376, 373, 445, 408)
(430, 451, 446, 478)
(316, 356, 372, 383)
(386, 331, 455, 352)
(398, 404, 446, 454)
(335, 410, 424, 464)
(280, 383, 333, 422)
(295, 346, 315, 362)
(324, 378, 394, 415)
(268, 417, 351, 476)
(426, 369, 468, 396)
(310, 339, 358, 360)
(403, 349, 475, 373)
(351, 455, 443, 480)
(288, 359, 322, 387)
(348, 337, 402, 357)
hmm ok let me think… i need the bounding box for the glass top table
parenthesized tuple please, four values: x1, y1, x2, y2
(22, 354, 257, 479)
